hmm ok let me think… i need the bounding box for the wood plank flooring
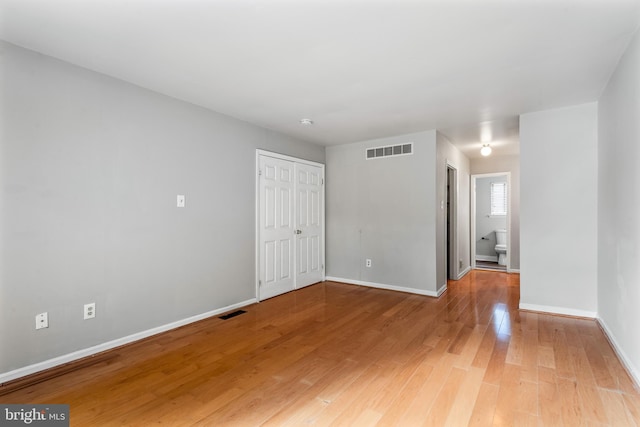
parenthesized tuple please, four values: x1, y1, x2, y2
(2, 271, 639, 426)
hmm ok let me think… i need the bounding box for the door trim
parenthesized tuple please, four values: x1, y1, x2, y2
(445, 162, 458, 282)
(470, 172, 511, 271)
(255, 150, 325, 301)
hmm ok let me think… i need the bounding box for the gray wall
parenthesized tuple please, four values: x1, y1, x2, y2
(520, 102, 598, 315)
(475, 176, 507, 260)
(598, 28, 640, 383)
(325, 131, 439, 294)
(436, 132, 470, 284)
(0, 41, 324, 375)
(471, 155, 520, 270)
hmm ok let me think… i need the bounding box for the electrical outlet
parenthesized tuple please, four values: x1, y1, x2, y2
(365, 259, 372, 268)
(35, 312, 48, 330)
(84, 303, 96, 320)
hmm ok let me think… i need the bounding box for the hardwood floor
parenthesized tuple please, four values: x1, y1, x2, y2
(2, 271, 639, 426)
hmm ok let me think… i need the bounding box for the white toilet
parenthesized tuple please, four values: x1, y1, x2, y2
(495, 229, 507, 266)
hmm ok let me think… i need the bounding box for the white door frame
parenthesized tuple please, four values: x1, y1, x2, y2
(255, 150, 325, 301)
(471, 172, 511, 271)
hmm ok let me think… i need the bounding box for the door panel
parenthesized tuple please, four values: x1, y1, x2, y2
(298, 236, 308, 274)
(311, 235, 319, 270)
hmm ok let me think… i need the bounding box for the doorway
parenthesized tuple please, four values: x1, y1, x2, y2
(256, 150, 325, 300)
(471, 172, 510, 271)
(446, 165, 457, 280)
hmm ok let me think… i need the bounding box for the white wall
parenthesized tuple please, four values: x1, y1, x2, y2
(471, 155, 520, 270)
(0, 41, 325, 378)
(436, 132, 471, 284)
(325, 131, 440, 295)
(598, 28, 640, 384)
(520, 102, 598, 317)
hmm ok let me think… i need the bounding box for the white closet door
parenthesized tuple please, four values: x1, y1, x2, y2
(258, 156, 295, 300)
(295, 163, 324, 288)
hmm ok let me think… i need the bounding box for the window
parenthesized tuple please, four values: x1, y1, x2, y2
(490, 182, 507, 216)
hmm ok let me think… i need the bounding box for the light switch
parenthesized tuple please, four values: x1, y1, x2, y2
(177, 195, 186, 208)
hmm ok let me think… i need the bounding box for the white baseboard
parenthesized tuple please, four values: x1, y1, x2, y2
(457, 266, 471, 280)
(518, 302, 597, 319)
(508, 268, 520, 273)
(325, 276, 442, 297)
(476, 255, 498, 262)
(597, 317, 640, 389)
(0, 298, 257, 384)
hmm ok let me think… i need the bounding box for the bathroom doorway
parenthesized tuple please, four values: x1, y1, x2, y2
(471, 172, 511, 271)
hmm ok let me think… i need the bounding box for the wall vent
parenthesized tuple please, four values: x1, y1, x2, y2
(366, 143, 413, 160)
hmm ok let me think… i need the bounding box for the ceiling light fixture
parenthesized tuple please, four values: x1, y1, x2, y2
(299, 118, 314, 125)
(480, 144, 492, 156)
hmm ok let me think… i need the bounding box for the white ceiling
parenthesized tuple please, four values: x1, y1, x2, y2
(1, 0, 639, 157)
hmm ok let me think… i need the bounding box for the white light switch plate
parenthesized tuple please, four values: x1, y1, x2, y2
(177, 195, 186, 207)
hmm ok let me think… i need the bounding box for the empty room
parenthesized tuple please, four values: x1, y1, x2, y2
(1, 0, 640, 425)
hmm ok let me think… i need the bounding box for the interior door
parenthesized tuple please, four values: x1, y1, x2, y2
(295, 163, 324, 288)
(258, 156, 295, 300)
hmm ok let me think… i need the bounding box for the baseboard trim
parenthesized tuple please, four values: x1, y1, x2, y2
(325, 276, 442, 297)
(597, 317, 640, 390)
(457, 266, 471, 280)
(508, 268, 520, 273)
(518, 302, 597, 319)
(476, 255, 498, 262)
(0, 298, 257, 384)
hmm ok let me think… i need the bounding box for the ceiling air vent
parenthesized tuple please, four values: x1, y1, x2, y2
(366, 143, 413, 160)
